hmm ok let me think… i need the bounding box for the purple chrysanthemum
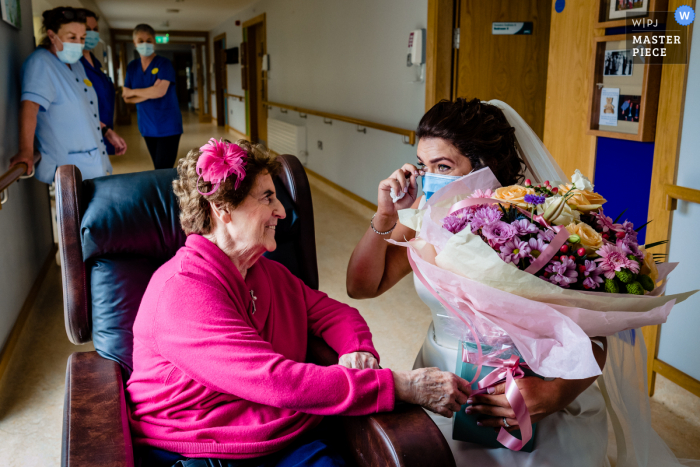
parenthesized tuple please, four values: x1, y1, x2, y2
(482, 221, 518, 247)
(443, 214, 469, 234)
(524, 194, 546, 206)
(512, 219, 540, 236)
(545, 256, 578, 287)
(580, 259, 604, 290)
(538, 229, 556, 242)
(499, 239, 531, 264)
(617, 238, 644, 261)
(528, 237, 548, 259)
(470, 205, 503, 231)
(621, 221, 638, 241)
(595, 243, 640, 279)
(442, 207, 477, 234)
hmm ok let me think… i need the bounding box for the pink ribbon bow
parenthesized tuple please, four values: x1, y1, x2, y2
(473, 355, 533, 451)
(196, 138, 247, 196)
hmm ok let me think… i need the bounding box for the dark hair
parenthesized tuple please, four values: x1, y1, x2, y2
(173, 139, 282, 235)
(416, 98, 526, 186)
(40, 7, 86, 49)
(78, 8, 99, 20)
(133, 23, 156, 38)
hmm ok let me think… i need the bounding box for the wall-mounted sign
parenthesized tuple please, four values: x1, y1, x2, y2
(492, 22, 533, 35)
(156, 34, 170, 44)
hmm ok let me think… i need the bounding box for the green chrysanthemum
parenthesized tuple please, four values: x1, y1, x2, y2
(626, 281, 645, 295)
(638, 274, 655, 292)
(604, 278, 620, 294)
(615, 269, 636, 284)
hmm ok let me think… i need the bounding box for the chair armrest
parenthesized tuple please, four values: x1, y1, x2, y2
(62, 351, 134, 467)
(306, 336, 455, 466)
(56, 165, 91, 344)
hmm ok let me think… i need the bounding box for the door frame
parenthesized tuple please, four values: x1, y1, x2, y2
(242, 13, 267, 143)
(110, 29, 212, 123)
(425, 0, 456, 112)
(213, 32, 227, 127)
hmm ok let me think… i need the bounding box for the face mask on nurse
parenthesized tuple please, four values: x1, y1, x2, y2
(84, 31, 100, 50)
(48, 29, 84, 64)
(136, 43, 155, 57)
(56, 39, 84, 64)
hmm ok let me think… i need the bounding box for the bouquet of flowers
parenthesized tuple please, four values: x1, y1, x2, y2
(392, 167, 696, 451)
(441, 170, 661, 296)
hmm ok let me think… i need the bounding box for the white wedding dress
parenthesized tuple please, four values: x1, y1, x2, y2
(413, 273, 610, 467)
(411, 194, 610, 467)
(405, 100, 699, 467)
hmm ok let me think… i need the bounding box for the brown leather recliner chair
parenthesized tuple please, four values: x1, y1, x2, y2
(56, 154, 455, 467)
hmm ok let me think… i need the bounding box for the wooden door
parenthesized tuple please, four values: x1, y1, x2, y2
(214, 37, 226, 127)
(455, 0, 552, 138)
(245, 20, 267, 145)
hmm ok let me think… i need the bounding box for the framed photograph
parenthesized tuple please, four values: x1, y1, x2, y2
(595, 0, 667, 29)
(1, 0, 21, 29)
(609, 0, 649, 20)
(618, 95, 641, 122)
(587, 34, 662, 141)
(604, 50, 634, 76)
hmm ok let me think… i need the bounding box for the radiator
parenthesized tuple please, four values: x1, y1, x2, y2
(267, 118, 307, 159)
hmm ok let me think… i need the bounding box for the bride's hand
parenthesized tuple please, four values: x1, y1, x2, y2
(466, 377, 566, 432)
(376, 164, 422, 221)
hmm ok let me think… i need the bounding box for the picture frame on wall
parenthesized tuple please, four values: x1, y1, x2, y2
(587, 33, 663, 142)
(595, 0, 666, 29)
(608, 0, 649, 20)
(1, 0, 22, 29)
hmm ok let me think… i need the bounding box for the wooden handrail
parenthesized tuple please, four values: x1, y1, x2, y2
(665, 183, 700, 210)
(262, 100, 416, 145)
(0, 151, 42, 210)
(226, 93, 244, 102)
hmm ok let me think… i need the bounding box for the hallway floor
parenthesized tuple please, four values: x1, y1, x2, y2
(0, 111, 699, 465)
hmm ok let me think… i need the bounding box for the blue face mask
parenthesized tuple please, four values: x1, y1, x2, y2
(56, 41, 84, 64)
(136, 43, 155, 57)
(422, 172, 462, 200)
(84, 31, 100, 51)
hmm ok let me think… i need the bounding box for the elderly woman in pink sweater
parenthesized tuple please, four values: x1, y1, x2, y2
(126, 139, 471, 467)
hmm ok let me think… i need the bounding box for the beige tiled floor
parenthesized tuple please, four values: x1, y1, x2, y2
(0, 112, 698, 466)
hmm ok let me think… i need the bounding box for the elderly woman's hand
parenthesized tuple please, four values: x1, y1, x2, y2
(393, 368, 471, 418)
(338, 351, 380, 370)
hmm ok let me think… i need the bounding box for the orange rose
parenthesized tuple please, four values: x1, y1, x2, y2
(558, 184, 607, 212)
(492, 185, 535, 208)
(565, 221, 603, 255)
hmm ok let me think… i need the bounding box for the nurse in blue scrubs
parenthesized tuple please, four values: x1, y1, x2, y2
(9, 7, 126, 183)
(122, 24, 184, 170)
(79, 8, 126, 156)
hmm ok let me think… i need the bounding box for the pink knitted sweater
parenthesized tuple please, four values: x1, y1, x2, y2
(126, 235, 395, 459)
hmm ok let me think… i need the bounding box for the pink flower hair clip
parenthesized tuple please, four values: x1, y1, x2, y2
(196, 138, 247, 196)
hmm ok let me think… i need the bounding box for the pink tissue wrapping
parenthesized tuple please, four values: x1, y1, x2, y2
(392, 167, 697, 379)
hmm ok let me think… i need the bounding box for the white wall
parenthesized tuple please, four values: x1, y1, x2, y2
(209, 0, 427, 203)
(0, 0, 54, 350)
(657, 27, 700, 381)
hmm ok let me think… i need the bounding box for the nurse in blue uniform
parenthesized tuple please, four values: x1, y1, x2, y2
(9, 7, 124, 183)
(79, 8, 126, 156)
(122, 24, 184, 170)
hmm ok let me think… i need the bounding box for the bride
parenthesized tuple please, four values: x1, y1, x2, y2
(346, 98, 694, 467)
